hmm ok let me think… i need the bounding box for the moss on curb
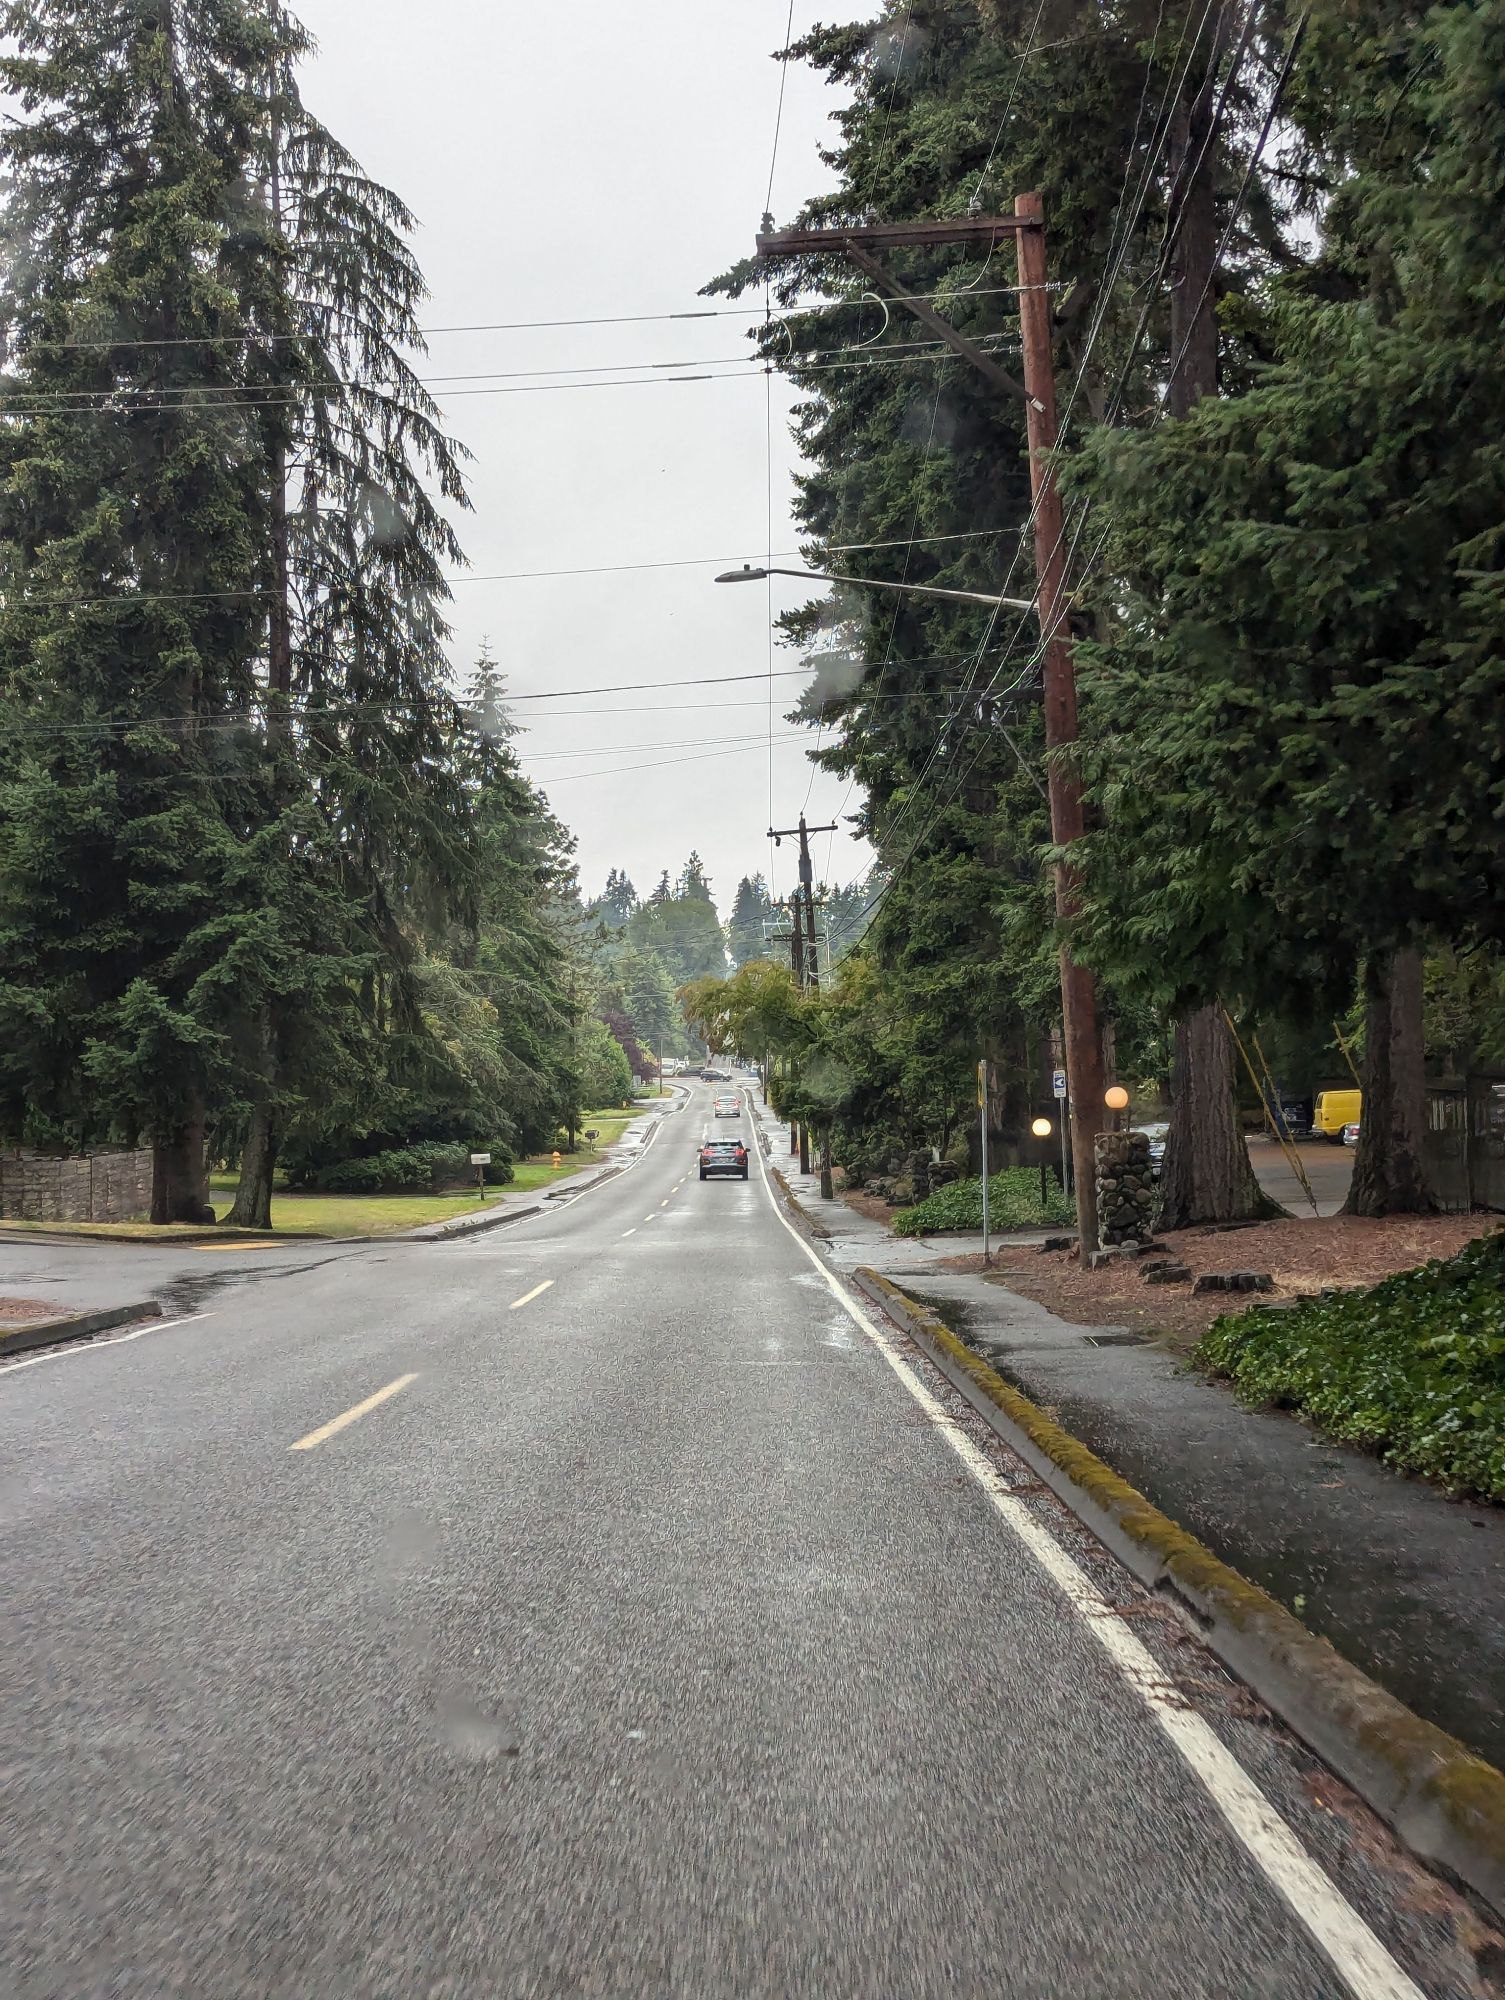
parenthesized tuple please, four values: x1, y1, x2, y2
(857, 1265, 1505, 1919)
(768, 1164, 832, 1239)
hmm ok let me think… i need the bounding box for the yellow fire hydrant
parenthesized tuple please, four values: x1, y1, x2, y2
(551, 1150, 563, 1171)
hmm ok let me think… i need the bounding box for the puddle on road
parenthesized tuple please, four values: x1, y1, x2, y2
(437, 1694, 518, 1765)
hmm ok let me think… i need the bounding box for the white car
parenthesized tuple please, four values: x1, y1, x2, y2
(712, 1093, 742, 1119)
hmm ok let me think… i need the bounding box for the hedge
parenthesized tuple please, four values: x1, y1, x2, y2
(300, 1142, 515, 1194)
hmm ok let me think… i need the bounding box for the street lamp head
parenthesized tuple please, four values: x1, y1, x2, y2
(1104, 1085, 1130, 1111)
(714, 565, 769, 584)
(1031, 1117, 1053, 1138)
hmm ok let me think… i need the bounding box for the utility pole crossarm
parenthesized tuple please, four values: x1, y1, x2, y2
(754, 217, 1045, 412)
(841, 242, 1040, 412)
(756, 218, 1031, 257)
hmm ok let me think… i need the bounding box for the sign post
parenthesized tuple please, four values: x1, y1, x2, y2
(1052, 1068, 1069, 1194)
(978, 1059, 991, 1266)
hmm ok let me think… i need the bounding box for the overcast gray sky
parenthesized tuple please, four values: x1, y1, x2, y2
(297, 0, 877, 916)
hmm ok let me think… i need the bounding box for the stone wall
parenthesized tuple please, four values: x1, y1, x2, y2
(1095, 1131, 1155, 1247)
(0, 1148, 154, 1223)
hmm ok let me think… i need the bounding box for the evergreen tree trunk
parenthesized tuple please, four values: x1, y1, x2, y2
(152, 1092, 210, 1225)
(799, 1124, 811, 1176)
(1160, 1004, 1282, 1228)
(229, 1097, 279, 1230)
(819, 1125, 834, 1201)
(1155, 59, 1277, 1232)
(230, 1016, 279, 1229)
(1345, 947, 1434, 1216)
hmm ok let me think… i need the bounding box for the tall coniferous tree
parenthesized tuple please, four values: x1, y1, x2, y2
(727, 873, 774, 967)
(710, 0, 1298, 1185)
(223, 9, 481, 1222)
(0, 0, 305, 1218)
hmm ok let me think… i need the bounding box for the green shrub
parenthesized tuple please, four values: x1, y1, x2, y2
(306, 1142, 514, 1194)
(1197, 1232, 1505, 1502)
(892, 1168, 1074, 1236)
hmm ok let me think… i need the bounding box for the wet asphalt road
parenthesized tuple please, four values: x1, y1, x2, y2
(0, 1086, 1491, 1998)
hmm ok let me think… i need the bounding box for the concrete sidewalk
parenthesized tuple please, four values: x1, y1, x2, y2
(749, 1090, 1505, 1774)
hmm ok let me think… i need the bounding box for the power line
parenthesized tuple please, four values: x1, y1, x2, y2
(0, 339, 1027, 421)
(534, 736, 817, 787)
(833, 0, 1229, 876)
(0, 330, 1023, 411)
(809, 0, 1267, 943)
(765, 0, 799, 218)
(0, 529, 1015, 612)
(9, 285, 1043, 354)
(6, 656, 1013, 738)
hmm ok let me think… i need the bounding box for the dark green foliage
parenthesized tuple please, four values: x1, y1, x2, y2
(726, 873, 774, 969)
(572, 1018, 634, 1111)
(291, 1140, 513, 1195)
(0, 0, 308, 1208)
(1198, 1234, 1505, 1502)
(594, 869, 639, 929)
(892, 1168, 1074, 1236)
(703, 1, 1296, 1168)
(0, 3, 590, 1220)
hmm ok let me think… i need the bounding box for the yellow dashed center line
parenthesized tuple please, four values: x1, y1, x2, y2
(509, 1280, 554, 1311)
(289, 1373, 416, 1452)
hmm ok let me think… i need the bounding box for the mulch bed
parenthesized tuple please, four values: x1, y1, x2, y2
(935, 1213, 1497, 1354)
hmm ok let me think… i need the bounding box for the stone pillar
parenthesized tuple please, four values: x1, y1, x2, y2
(1095, 1131, 1155, 1248)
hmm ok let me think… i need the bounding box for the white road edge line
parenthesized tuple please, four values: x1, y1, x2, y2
(0, 1311, 216, 1376)
(508, 1280, 554, 1311)
(621, 1227, 636, 1238)
(747, 1126, 1425, 2000)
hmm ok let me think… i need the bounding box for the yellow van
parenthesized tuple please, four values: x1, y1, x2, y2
(1313, 1088, 1361, 1142)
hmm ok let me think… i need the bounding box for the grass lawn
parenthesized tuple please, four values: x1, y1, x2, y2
(507, 1106, 642, 1192)
(199, 1105, 650, 1236)
(0, 1106, 658, 1245)
(223, 1188, 503, 1238)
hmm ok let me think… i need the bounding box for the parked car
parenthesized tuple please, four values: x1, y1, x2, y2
(1313, 1088, 1362, 1143)
(712, 1093, 742, 1119)
(699, 1139, 749, 1181)
(1343, 1121, 1361, 1147)
(1133, 1122, 1169, 1177)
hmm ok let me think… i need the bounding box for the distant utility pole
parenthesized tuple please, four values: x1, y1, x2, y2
(771, 814, 838, 1189)
(756, 203, 1105, 1256)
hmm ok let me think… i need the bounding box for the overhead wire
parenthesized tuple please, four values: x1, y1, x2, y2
(0, 329, 1024, 410)
(7, 284, 1053, 356)
(800, 0, 1234, 909)
(0, 336, 1030, 421)
(764, 0, 799, 219)
(0, 529, 1018, 614)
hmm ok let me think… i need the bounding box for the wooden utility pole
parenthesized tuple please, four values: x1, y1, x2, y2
(771, 815, 837, 1184)
(756, 204, 1105, 1252)
(1013, 192, 1105, 1254)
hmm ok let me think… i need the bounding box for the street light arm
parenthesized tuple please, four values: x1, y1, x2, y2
(714, 562, 1035, 613)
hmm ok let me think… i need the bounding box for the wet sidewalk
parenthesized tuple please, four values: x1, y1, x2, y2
(750, 1092, 1505, 1773)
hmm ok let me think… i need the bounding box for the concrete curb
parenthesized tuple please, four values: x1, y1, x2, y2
(853, 1264, 1505, 1921)
(766, 1161, 832, 1239)
(0, 1300, 162, 1358)
(0, 1226, 287, 1248)
(407, 1198, 548, 1242)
